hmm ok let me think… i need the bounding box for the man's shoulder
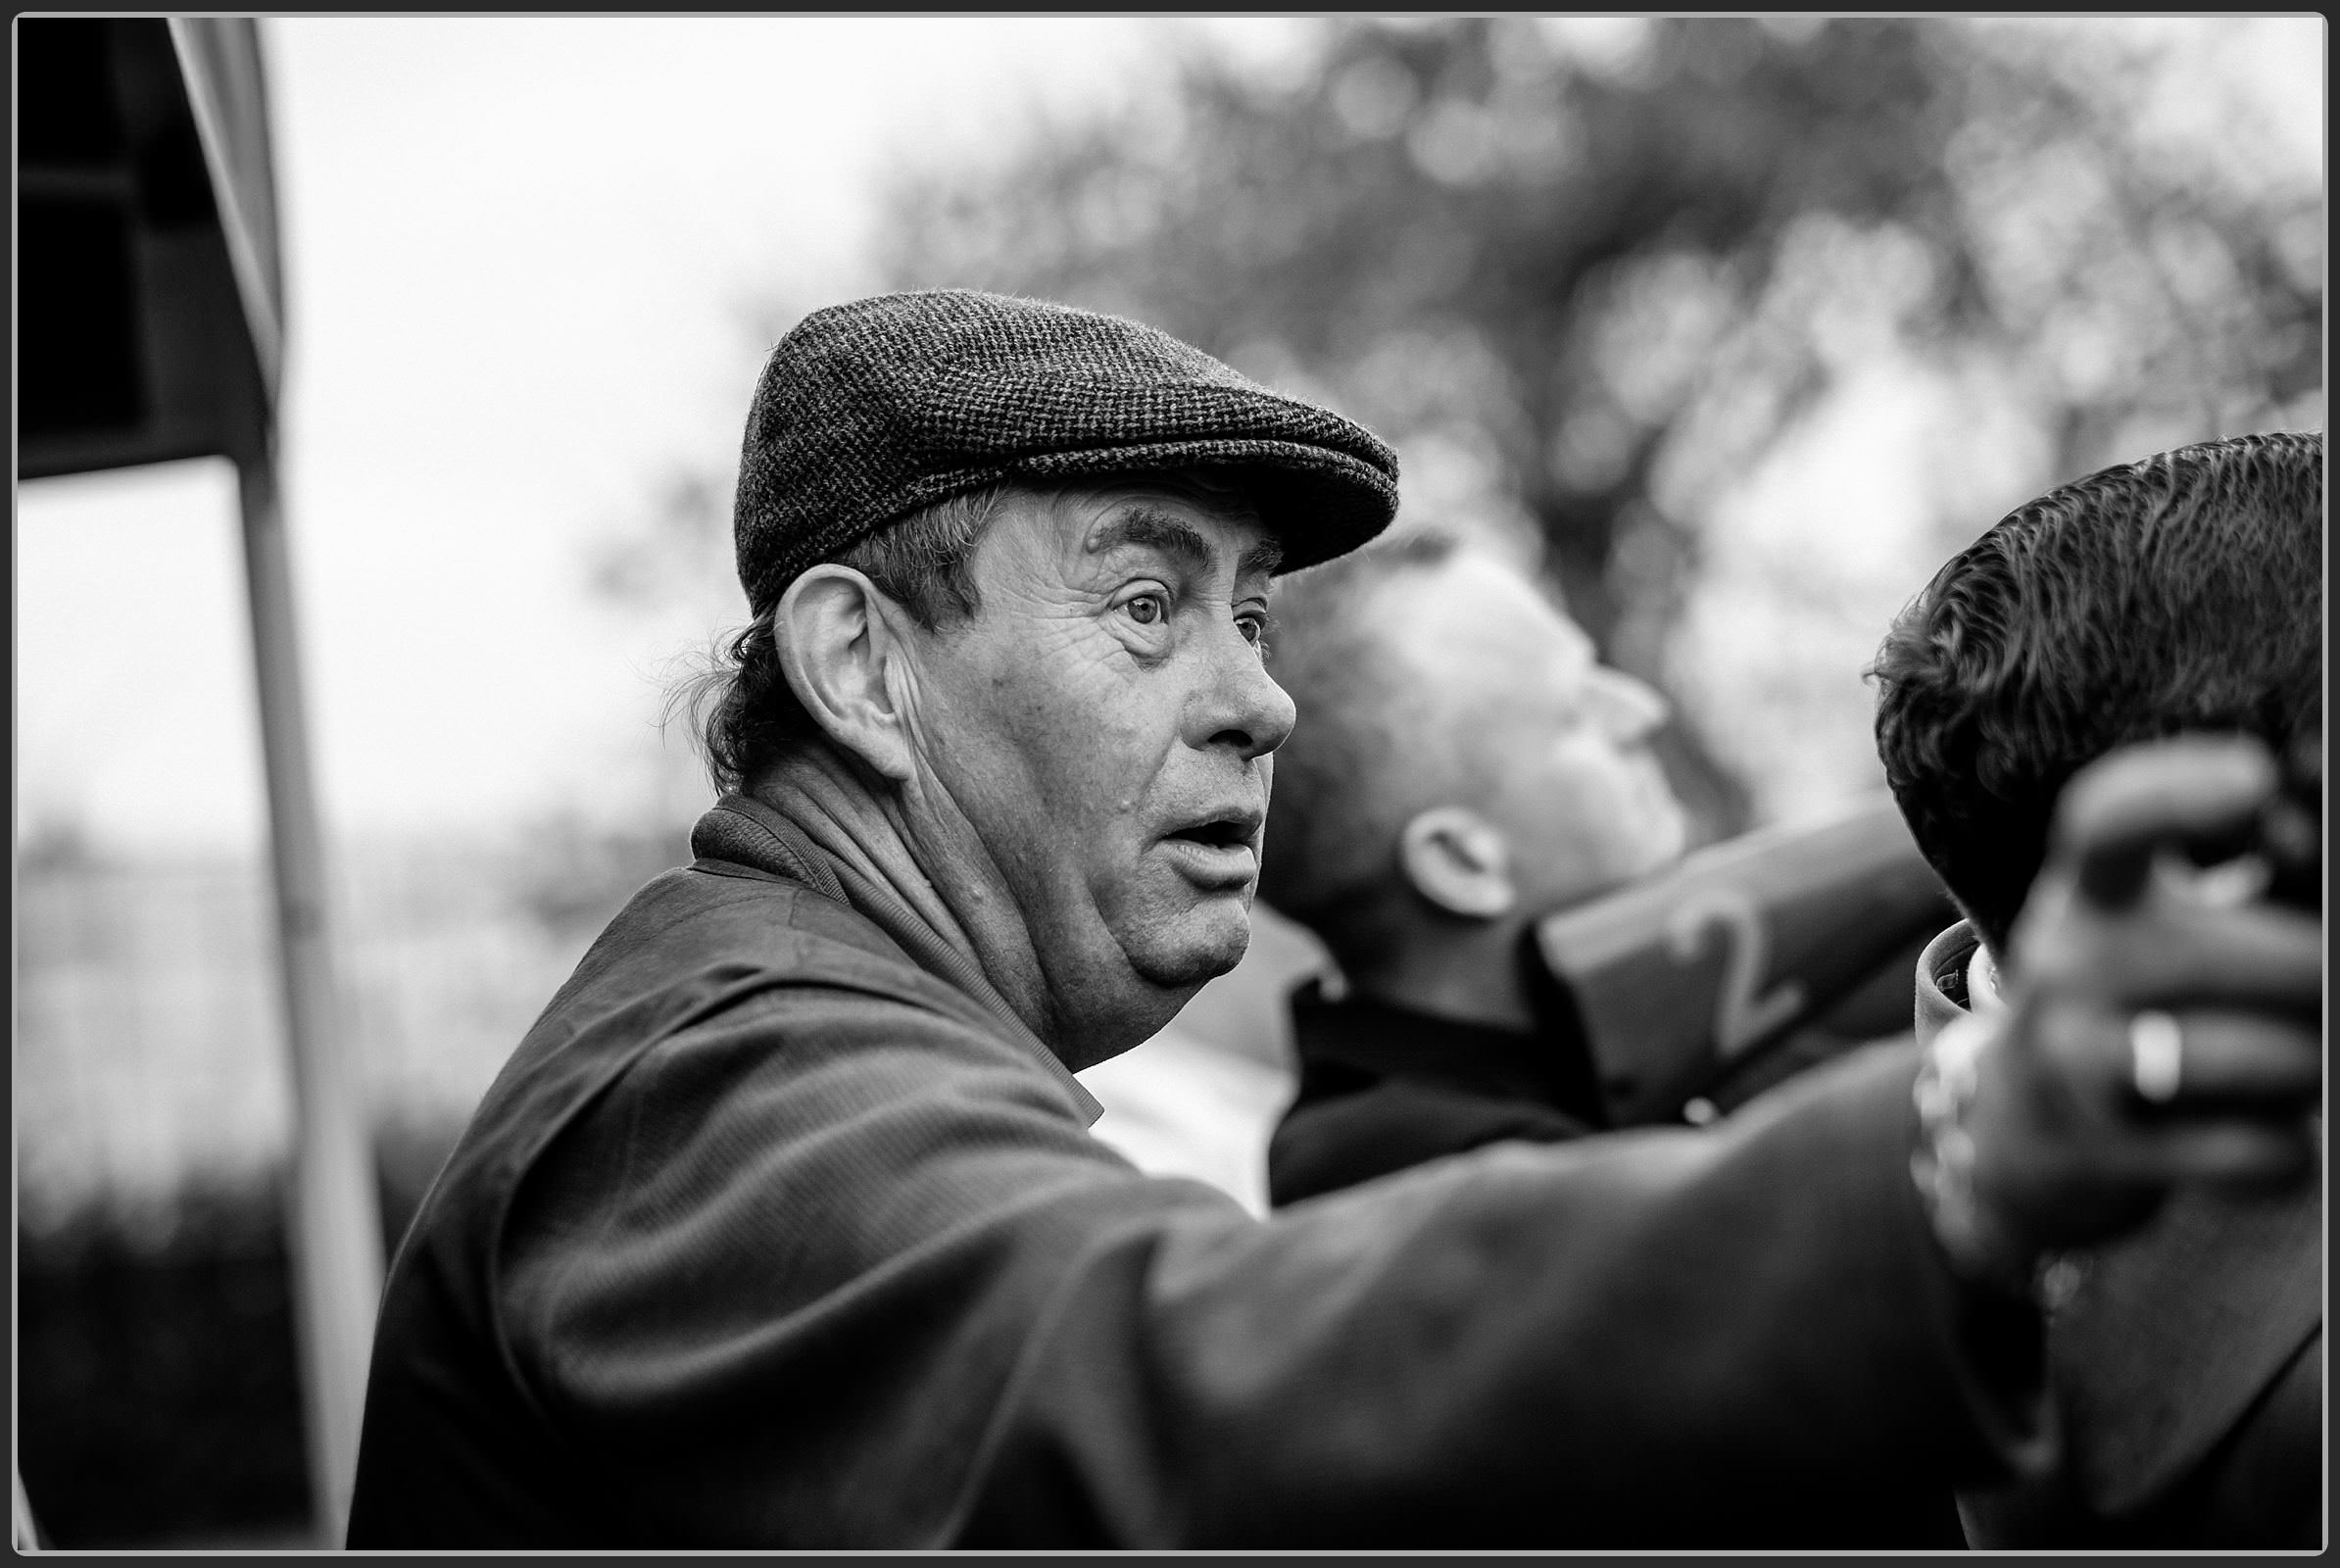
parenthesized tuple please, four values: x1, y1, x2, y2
(435, 864, 1029, 1207)
(389, 859, 1086, 1296)
(2042, 1179, 2322, 1529)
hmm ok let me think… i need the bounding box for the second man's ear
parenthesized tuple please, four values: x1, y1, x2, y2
(1398, 805, 1517, 920)
(771, 565, 918, 782)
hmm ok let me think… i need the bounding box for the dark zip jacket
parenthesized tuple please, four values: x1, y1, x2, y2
(346, 793, 2047, 1548)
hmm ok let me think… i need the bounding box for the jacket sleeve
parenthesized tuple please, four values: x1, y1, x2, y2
(498, 983, 2048, 1549)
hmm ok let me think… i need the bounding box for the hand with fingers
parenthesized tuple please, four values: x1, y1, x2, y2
(1913, 733, 2323, 1292)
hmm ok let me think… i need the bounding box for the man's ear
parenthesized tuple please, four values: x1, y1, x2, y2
(772, 565, 919, 782)
(1398, 805, 1517, 920)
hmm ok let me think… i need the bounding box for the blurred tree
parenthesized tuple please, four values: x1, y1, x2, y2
(591, 17, 2317, 839)
(862, 16, 2320, 838)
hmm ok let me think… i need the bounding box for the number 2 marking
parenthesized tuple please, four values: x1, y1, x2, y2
(1664, 887, 1806, 1057)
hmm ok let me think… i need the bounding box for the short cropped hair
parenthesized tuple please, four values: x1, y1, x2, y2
(681, 468, 1263, 794)
(1870, 430, 2322, 955)
(1259, 530, 1464, 966)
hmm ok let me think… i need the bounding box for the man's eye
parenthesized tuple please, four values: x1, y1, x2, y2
(1237, 614, 1266, 647)
(1124, 593, 1167, 626)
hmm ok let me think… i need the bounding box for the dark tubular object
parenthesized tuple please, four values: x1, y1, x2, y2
(1530, 795, 1956, 1127)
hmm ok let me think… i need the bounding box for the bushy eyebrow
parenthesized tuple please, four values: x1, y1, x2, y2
(1088, 506, 1283, 584)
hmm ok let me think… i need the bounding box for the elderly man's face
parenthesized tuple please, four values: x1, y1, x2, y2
(1390, 551, 1688, 910)
(907, 481, 1292, 1056)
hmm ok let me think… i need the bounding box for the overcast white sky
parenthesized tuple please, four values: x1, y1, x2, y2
(14, 18, 1316, 855)
(13, 17, 2320, 857)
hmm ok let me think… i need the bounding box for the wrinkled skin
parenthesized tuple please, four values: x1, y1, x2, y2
(895, 483, 1292, 1068)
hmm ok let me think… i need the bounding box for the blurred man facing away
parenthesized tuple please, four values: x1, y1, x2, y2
(1257, 534, 1690, 1200)
(1250, 533, 1974, 1547)
(344, 292, 2322, 1548)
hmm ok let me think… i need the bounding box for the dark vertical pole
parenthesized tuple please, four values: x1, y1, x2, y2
(235, 455, 382, 1544)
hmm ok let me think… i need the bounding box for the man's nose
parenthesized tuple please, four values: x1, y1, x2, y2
(1589, 666, 1670, 743)
(1194, 627, 1296, 760)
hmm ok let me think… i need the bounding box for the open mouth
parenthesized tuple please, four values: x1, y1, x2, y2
(1159, 813, 1261, 888)
(1166, 816, 1256, 851)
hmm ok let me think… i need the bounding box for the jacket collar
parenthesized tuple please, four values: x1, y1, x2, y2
(692, 791, 1102, 1125)
(1912, 921, 1981, 1049)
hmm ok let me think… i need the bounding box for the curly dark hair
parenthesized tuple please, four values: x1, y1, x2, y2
(1870, 430, 2322, 955)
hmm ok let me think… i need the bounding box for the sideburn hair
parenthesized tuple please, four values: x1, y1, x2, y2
(671, 484, 1006, 796)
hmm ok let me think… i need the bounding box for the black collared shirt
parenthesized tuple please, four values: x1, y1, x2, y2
(1270, 929, 1907, 1207)
(1269, 982, 1608, 1207)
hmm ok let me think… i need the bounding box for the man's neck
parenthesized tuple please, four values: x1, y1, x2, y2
(749, 743, 1062, 1047)
(1349, 915, 1536, 1032)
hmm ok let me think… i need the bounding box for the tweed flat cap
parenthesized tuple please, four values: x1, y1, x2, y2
(731, 289, 1399, 612)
